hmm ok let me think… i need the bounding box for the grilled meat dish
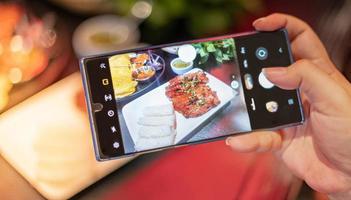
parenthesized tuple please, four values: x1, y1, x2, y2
(166, 71, 220, 118)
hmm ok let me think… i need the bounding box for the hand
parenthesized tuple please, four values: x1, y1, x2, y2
(225, 13, 351, 199)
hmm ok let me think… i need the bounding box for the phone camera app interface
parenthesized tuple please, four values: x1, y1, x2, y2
(235, 31, 303, 130)
(108, 38, 252, 154)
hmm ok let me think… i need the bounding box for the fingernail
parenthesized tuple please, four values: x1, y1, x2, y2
(253, 17, 265, 26)
(225, 138, 232, 146)
(262, 67, 288, 78)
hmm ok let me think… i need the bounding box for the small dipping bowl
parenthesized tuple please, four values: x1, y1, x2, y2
(132, 65, 156, 82)
(170, 58, 193, 75)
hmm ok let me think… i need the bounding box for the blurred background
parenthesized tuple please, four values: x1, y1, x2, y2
(0, 0, 350, 199)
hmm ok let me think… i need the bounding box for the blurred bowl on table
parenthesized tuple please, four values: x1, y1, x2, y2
(72, 15, 140, 57)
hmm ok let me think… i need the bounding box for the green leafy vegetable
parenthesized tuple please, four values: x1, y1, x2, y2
(192, 38, 236, 65)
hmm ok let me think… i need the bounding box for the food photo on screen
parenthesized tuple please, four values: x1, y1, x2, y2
(108, 38, 252, 153)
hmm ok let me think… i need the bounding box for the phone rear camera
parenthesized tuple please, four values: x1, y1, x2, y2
(256, 47, 268, 60)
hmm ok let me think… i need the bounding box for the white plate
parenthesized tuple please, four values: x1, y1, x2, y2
(122, 68, 236, 149)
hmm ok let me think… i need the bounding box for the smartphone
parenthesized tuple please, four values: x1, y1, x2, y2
(80, 29, 304, 161)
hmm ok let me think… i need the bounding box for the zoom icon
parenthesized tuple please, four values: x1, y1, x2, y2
(255, 47, 268, 60)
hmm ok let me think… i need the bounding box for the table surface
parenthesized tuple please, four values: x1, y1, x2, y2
(0, 73, 133, 200)
(0, 156, 44, 200)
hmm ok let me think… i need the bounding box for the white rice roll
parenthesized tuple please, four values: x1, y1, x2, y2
(138, 125, 174, 138)
(134, 134, 175, 151)
(142, 104, 174, 116)
(138, 115, 176, 127)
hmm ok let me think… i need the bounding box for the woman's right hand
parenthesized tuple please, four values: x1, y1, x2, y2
(225, 13, 351, 199)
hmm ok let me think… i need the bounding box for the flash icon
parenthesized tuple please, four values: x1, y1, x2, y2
(111, 126, 117, 133)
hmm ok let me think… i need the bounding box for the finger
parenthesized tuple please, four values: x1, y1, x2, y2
(253, 13, 309, 41)
(263, 60, 350, 114)
(226, 131, 282, 153)
(254, 13, 351, 93)
(253, 13, 330, 67)
(254, 13, 351, 94)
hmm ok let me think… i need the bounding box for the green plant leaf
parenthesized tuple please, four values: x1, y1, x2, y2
(199, 47, 208, 57)
(215, 49, 223, 63)
(192, 43, 201, 49)
(222, 54, 230, 60)
(206, 43, 216, 52)
(199, 54, 209, 64)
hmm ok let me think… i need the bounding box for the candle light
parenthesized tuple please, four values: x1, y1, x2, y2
(10, 35, 23, 53)
(8, 67, 22, 84)
(131, 1, 152, 19)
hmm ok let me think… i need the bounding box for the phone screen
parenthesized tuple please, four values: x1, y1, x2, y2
(81, 30, 304, 160)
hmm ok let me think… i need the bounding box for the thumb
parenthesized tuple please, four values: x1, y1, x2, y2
(263, 59, 348, 111)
